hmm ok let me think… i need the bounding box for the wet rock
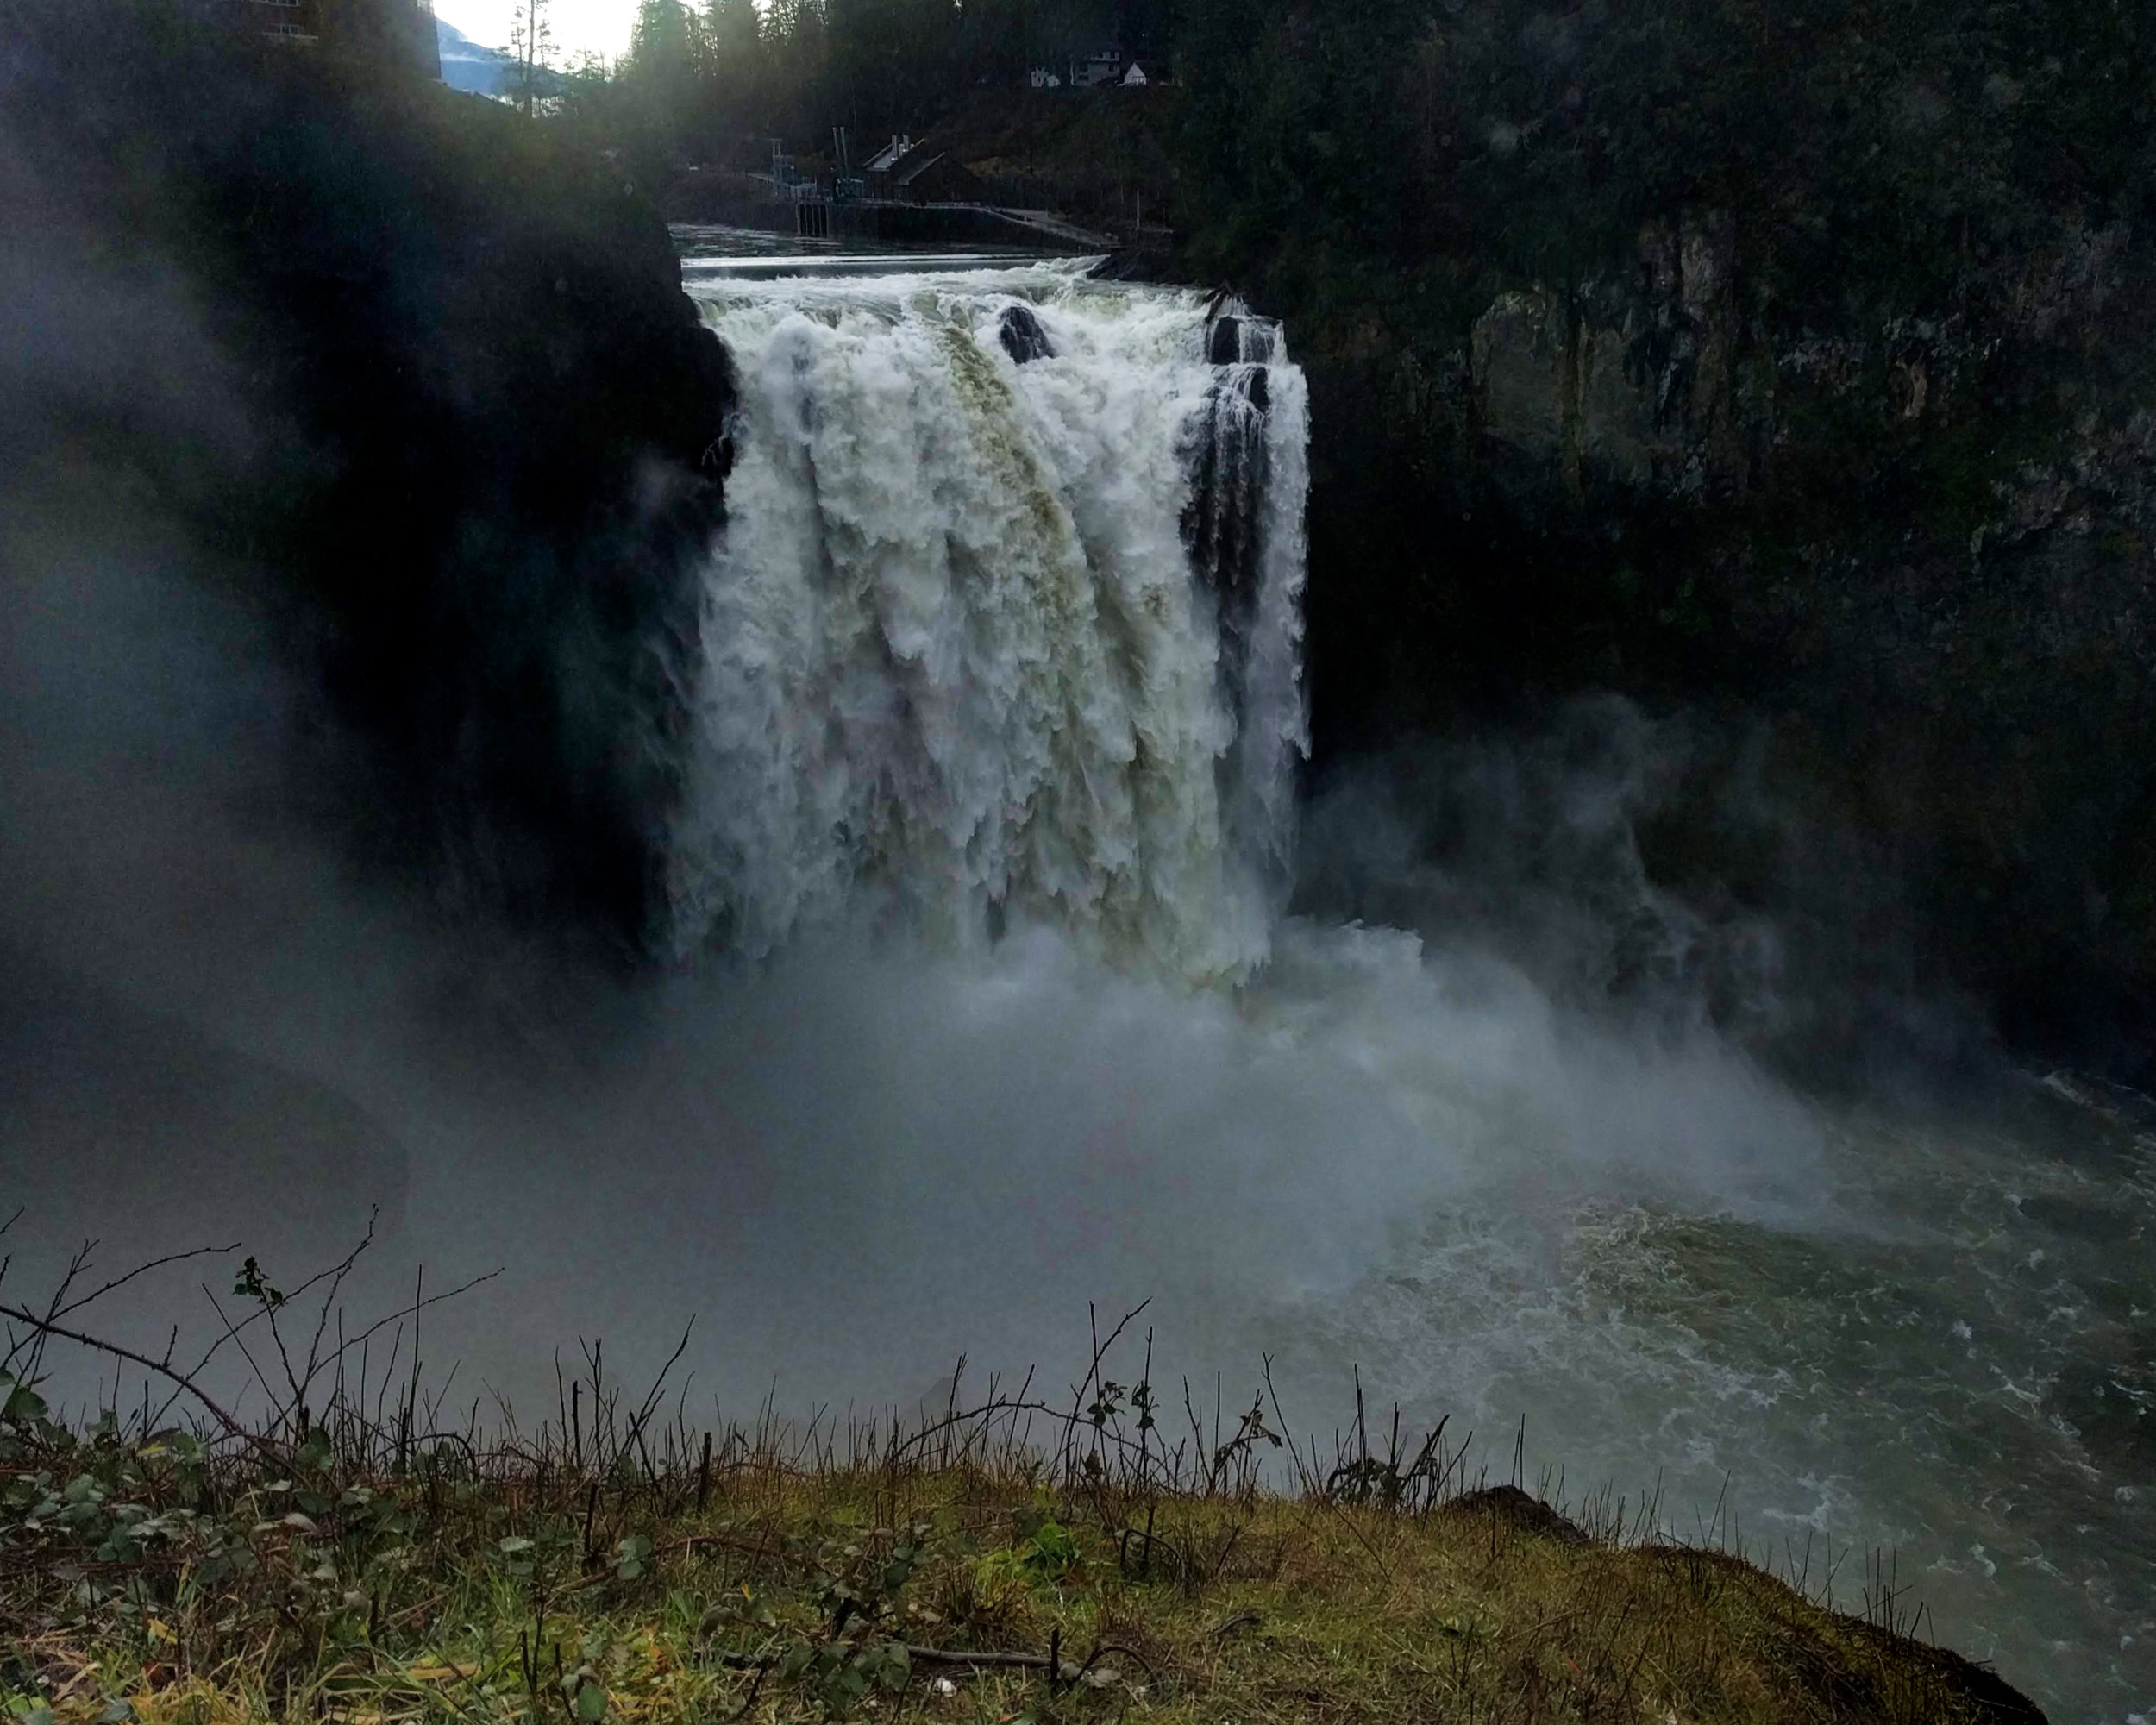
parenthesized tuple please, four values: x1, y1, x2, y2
(1469, 212, 1763, 499)
(1208, 313, 1281, 364)
(998, 304, 1055, 363)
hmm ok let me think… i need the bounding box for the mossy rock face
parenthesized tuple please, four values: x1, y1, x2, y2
(1171, 0, 2156, 1081)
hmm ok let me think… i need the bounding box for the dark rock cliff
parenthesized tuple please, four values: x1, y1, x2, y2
(3, 0, 733, 952)
(1179, 0, 2155, 1082)
(1444, 213, 2155, 1076)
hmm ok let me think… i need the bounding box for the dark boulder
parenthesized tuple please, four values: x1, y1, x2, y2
(998, 304, 1056, 363)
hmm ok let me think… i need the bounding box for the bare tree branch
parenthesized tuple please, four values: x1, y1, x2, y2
(55, 1243, 242, 1324)
(0, 1300, 285, 1465)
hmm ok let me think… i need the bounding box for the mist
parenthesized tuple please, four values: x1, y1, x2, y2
(0, 153, 1818, 1429)
(1, 472, 1827, 1418)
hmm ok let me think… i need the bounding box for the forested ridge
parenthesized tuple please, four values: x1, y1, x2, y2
(540, 0, 1175, 176)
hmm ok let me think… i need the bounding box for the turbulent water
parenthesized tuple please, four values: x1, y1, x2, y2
(638, 255, 2146, 1718)
(669, 259, 1307, 978)
(3, 248, 2150, 1722)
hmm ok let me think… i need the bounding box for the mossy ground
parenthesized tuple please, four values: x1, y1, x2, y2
(2, 1429, 2042, 1725)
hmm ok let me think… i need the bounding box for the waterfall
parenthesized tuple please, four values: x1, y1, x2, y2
(666, 260, 1309, 980)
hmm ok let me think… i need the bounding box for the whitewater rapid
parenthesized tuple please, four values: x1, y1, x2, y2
(668, 260, 1307, 978)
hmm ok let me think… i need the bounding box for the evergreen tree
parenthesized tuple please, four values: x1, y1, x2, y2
(619, 0, 700, 166)
(503, 0, 553, 116)
(704, 0, 761, 67)
(699, 0, 764, 147)
(628, 0, 697, 78)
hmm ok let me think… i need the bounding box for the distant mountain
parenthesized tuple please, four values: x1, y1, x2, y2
(436, 18, 509, 97)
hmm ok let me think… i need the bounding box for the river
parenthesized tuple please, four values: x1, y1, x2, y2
(0, 240, 2147, 1720)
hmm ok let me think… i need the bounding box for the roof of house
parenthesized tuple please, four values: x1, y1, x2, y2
(888, 144, 948, 185)
(897, 153, 952, 187)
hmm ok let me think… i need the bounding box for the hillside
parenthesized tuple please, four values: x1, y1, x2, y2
(436, 18, 511, 98)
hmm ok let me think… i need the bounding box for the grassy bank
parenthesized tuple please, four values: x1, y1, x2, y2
(0, 1294, 2045, 1725)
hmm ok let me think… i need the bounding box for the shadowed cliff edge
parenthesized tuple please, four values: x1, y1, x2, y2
(1, 0, 733, 950)
(1170, 0, 2156, 1088)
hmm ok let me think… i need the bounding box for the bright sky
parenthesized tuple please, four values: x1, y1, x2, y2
(434, 0, 637, 65)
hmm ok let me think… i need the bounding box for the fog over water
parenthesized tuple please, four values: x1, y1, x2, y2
(3, 256, 2151, 1721)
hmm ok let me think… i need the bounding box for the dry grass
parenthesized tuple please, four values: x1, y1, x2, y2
(0, 1420, 2048, 1725)
(0, 1238, 2046, 1725)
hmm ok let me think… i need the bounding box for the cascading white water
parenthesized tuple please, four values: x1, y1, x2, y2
(667, 260, 1309, 980)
